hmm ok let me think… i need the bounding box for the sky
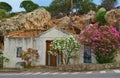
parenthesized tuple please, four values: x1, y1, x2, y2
(0, 0, 120, 12)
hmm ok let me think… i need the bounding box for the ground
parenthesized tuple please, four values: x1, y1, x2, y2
(0, 69, 120, 78)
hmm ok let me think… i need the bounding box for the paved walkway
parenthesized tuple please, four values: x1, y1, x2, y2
(0, 69, 120, 76)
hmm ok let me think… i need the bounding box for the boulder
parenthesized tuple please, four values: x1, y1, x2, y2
(51, 15, 86, 34)
(0, 8, 51, 35)
(105, 9, 116, 26)
(105, 8, 120, 28)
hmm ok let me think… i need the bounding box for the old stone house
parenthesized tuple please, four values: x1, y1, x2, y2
(3, 27, 82, 68)
(2, 26, 100, 68)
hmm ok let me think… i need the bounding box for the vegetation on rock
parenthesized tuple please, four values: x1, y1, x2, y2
(0, 2, 12, 12)
(0, 9, 9, 20)
(20, 0, 39, 12)
(96, 11, 107, 25)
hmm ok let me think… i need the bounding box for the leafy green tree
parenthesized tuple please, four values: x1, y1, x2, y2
(49, 35, 79, 64)
(20, 0, 39, 12)
(47, 0, 97, 16)
(47, 0, 71, 16)
(0, 9, 9, 20)
(75, 0, 97, 14)
(0, 2, 12, 12)
(101, 0, 118, 10)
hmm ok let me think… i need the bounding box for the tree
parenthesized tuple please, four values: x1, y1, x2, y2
(47, 0, 97, 16)
(101, 0, 118, 10)
(0, 9, 9, 20)
(71, 0, 73, 12)
(0, 2, 12, 12)
(20, 0, 39, 12)
(75, 0, 97, 14)
(49, 35, 79, 64)
(47, 0, 71, 17)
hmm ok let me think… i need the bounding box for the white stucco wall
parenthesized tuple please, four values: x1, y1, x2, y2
(36, 27, 68, 65)
(3, 37, 34, 68)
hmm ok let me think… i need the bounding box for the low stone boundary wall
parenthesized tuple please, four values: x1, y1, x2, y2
(58, 62, 120, 72)
(0, 68, 23, 73)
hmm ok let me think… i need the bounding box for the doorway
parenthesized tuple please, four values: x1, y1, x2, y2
(46, 40, 62, 66)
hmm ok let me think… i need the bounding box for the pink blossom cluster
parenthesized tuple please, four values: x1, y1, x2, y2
(78, 24, 120, 55)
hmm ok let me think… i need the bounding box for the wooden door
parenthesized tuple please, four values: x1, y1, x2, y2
(46, 40, 57, 66)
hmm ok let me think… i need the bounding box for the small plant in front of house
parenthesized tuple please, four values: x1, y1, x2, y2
(0, 54, 9, 62)
(0, 54, 9, 68)
(49, 35, 79, 65)
(20, 48, 39, 68)
(78, 24, 120, 63)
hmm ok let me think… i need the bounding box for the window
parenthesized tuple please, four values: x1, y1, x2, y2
(16, 47, 22, 57)
(84, 46, 92, 63)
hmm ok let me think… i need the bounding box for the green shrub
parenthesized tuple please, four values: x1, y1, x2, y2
(0, 54, 9, 68)
(96, 11, 107, 25)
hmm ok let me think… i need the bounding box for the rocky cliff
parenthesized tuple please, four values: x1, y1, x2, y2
(0, 8, 51, 35)
(51, 15, 86, 34)
(0, 6, 99, 36)
(105, 8, 120, 26)
(104, 8, 120, 32)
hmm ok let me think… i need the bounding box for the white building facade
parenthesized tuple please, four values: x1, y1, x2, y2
(3, 27, 99, 68)
(3, 27, 71, 68)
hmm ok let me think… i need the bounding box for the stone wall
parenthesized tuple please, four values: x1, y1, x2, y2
(115, 49, 120, 62)
(58, 62, 120, 72)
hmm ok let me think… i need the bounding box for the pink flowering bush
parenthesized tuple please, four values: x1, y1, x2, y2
(20, 48, 39, 67)
(78, 24, 120, 63)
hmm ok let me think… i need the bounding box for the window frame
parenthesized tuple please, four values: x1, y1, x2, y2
(16, 47, 22, 58)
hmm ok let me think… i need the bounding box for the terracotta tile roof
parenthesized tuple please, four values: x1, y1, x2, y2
(6, 26, 72, 38)
(6, 29, 43, 38)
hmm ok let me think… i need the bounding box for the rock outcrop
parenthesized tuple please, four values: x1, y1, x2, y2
(51, 15, 86, 34)
(85, 10, 96, 23)
(0, 8, 51, 35)
(105, 8, 120, 32)
(0, 8, 94, 35)
(105, 8, 120, 27)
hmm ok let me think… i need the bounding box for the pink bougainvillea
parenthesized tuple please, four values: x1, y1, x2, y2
(20, 48, 39, 67)
(78, 24, 120, 63)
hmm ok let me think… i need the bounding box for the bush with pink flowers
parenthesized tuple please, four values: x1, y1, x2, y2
(78, 24, 120, 63)
(20, 48, 39, 67)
